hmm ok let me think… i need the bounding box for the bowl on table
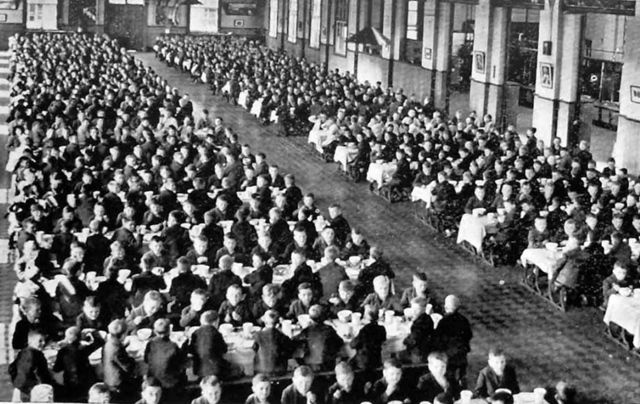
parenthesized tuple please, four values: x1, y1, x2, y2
(619, 287, 633, 297)
(297, 314, 311, 328)
(219, 323, 234, 336)
(472, 208, 486, 217)
(136, 328, 153, 341)
(545, 242, 559, 251)
(348, 256, 362, 266)
(337, 310, 352, 323)
(118, 269, 131, 280)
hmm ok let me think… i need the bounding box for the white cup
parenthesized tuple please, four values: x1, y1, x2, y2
(460, 390, 473, 404)
(534, 387, 547, 404)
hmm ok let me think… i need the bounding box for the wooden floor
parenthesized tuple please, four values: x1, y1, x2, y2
(0, 52, 637, 402)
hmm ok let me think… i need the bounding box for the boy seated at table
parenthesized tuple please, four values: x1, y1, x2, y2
(328, 280, 359, 317)
(364, 358, 411, 404)
(168, 257, 207, 313)
(602, 261, 637, 307)
(218, 284, 254, 327)
(349, 307, 386, 373)
(294, 304, 344, 371)
(126, 290, 166, 333)
(399, 271, 437, 311)
(474, 347, 520, 399)
(527, 216, 550, 249)
(326, 361, 365, 404)
(340, 228, 370, 259)
(191, 375, 222, 404)
(12, 297, 61, 350)
(52, 326, 99, 402)
(189, 310, 242, 380)
(403, 297, 435, 364)
(131, 255, 167, 307)
(135, 378, 163, 404)
(245, 374, 276, 404)
(179, 289, 211, 329)
(75, 296, 107, 332)
(360, 275, 401, 315)
(253, 310, 294, 376)
(286, 282, 316, 321)
(281, 365, 319, 404)
(9, 330, 53, 402)
(252, 284, 286, 324)
(87, 382, 111, 404)
(490, 390, 514, 404)
(416, 352, 460, 403)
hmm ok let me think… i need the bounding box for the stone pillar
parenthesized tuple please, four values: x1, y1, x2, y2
(422, 0, 452, 107)
(469, 0, 509, 123)
(531, 0, 582, 147)
(613, 16, 640, 174)
(95, 0, 105, 33)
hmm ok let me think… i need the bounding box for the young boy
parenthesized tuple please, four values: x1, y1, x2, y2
(12, 297, 60, 350)
(168, 256, 207, 313)
(52, 326, 98, 402)
(253, 310, 293, 376)
(329, 280, 359, 317)
(326, 362, 364, 404)
(188, 311, 242, 380)
(10, 330, 53, 402)
(286, 282, 316, 320)
(474, 347, 520, 398)
(294, 305, 343, 371)
(365, 358, 411, 404)
(252, 284, 286, 323)
(131, 255, 167, 307)
(245, 373, 276, 404)
(403, 297, 435, 364)
(399, 271, 437, 310)
(87, 382, 111, 404)
(191, 375, 223, 404)
(179, 289, 210, 329)
(75, 296, 107, 332)
(602, 261, 637, 307)
(135, 378, 163, 404)
(218, 284, 254, 327)
(360, 275, 401, 314)
(281, 365, 318, 404)
(349, 308, 386, 371)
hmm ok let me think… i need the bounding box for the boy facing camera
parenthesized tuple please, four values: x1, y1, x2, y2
(281, 365, 319, 404)
(245, 374, 275, 404)
(326, 362, 364, 404)
(10, 330, 53, 402)
(191, 375, 223, 404)
(365, 358, 411, 404)
(218, 284, 253, 327)
(474, 347, 520, 399)
(287, 282, 316, 320)
(328, 280, 359, 317)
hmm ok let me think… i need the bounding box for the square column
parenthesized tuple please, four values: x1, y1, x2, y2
(469, 0, 509, 123)
(422, 0, 453, 107)
(531, 0, 582, 147)
(613, 15, 640, 174)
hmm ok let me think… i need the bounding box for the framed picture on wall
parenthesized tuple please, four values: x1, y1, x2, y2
(631, 86, 640, 103)
(474, 51, 485, 73)
(540, 62, 554, 88)
(234, 19, 244, 27)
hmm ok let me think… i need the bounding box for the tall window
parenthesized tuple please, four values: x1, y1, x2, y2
(334, 0, 348, 55)
(269, 0, 278, 37)
(27, 0, 57, 30)
(190, 0, 219, 33)
(309, 0, 321, 48)
(402, 0, 423, 64)
(406, 0, 420, 40)
(288, 0, 298, 42)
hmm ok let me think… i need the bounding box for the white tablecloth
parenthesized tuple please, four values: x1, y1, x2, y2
(455, 392, 550, 404)
(308, 123, 328, 154)
(520, 248, 563, 276)
(333, 145, 359, 171)
(604, 294, 640, 348)
(456, 213, 498, 253)
(366, 162, 398, 188)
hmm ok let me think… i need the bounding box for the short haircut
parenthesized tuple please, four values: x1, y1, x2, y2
(339, 279, 354, 292)
(434, 392, 454, 404)
(252, 373, 270, 385)
(293, 365, 314, 378)
(298, 282, 313, 292)
(383, 358, 402, 369)
(201, 310, 218, 324)
(200, 375, 221, 389)
(428, 351, 448, 364)
(489, 346, 506, 358)
(142, 376, 162, 390)
(334, 361, 353, 375)
(413, 271, 428, 281)
(84, 295, 100, 308)
(491, 391, 514, 404)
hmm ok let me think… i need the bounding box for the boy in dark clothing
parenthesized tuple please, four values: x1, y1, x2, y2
(53, 326, 99, 402)
(349, 309, 386, 371)
(168, 257, 207, 313)
(218, 284, 254, 327)
(403, 297, 435, 364)
(252, 310, 294, 376)
(10, 330, 53, 402)
(294, 305, 344, 372)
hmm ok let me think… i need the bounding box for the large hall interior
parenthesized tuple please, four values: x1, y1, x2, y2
(1, 0, 640, 403)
